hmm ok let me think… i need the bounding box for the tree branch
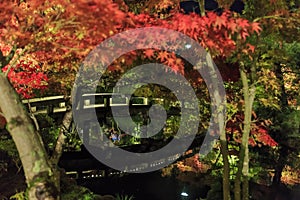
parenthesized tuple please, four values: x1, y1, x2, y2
(50, 101, 73, 166)
(4, 46, 28, 77)
(253, 15, 299, 22)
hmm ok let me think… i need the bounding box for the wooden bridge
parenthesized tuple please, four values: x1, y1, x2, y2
(21, 93, 187, 117)
(21, 94, 202, 179)
(58, 134, 204, 179)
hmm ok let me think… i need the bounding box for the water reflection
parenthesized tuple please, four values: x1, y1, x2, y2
(77, 171, 210, 200)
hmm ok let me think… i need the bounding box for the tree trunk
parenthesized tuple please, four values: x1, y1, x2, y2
(272, 63, 288, 187)
(275, 64, 288, 107)
(197, 0, 206, 17)
(220, 139, 231, 200)
(273, 160, 284, 186)
(234, 67, 255, 200)
(0, 74, 59, 200)
(205, 53, 229, 200)
(49, 108, 73, 197)
(242, 146, 249, 200)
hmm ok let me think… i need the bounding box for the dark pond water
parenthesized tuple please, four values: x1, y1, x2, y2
(77, 171, 210, 200)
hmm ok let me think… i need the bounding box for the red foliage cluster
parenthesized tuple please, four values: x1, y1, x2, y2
(249, 125, 278, 147)
(0, 0, 262, 95)
(177, 153, 210, 173)
(2, 60, 48, 99)
(120, 9, 261, 75)
(226, 113, 278, 147)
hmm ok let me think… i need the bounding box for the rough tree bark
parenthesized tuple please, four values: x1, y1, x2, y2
(0, 73, 59, 200)
(206, 53, 231, 200)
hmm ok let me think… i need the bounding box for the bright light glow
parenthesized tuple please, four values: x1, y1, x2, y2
(181, 192, 189, 197)
(185, 44, 192, 49)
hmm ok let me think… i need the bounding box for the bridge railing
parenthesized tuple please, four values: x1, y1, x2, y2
(22, 95, 67, 115)
(77, 93, 150, 110)
(21, 94, 190, 117)
(21, 94, 152, 115)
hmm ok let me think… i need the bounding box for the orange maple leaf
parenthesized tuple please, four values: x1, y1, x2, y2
(165, 56, 175, 66)
(251, 22, 262, 34)
(247, 43, 255, 53)
(157, 51, 169, 62)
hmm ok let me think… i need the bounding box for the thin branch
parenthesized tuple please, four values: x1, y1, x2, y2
(282, 70, 300, 75)
(197, 0, 205, 17)
(50, 106, 72, 165)
(4, 46, 28, 77)
(26, 100, 40, 131)
(253, 15, 299, 22)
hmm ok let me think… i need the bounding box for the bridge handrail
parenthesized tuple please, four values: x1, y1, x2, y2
(22, 94, 152, 114)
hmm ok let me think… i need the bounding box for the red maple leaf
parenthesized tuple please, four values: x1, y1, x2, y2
(236, 18, 250, 28)
(227, 20, 238, 33)
(241, 31, 250, 40)
(144, 49, 155, 59)
(205, 12, 217, 27)
(215, 15, 227, 29)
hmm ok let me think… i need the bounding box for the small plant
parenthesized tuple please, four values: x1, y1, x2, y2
(0, 139, 21, 171)
(115, 194, 134, 200)
(10, 191, 27, 200)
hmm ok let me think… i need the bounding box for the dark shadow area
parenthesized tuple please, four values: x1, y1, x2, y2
(180, 0, 244, 15)
(77, 171, 210, 200)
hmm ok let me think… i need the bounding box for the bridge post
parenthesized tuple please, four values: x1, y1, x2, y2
(83, 121, 90, 146)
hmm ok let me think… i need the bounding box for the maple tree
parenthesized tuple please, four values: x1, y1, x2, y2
(122, 2, 264, 200)
(129, 2, 299, 200)
(0, 0, 259, 95)
(249, 14, 300, 199)
(0, 0, 133, 199)
(220, 1, 300, 200)
(2, 0, 295, 199)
